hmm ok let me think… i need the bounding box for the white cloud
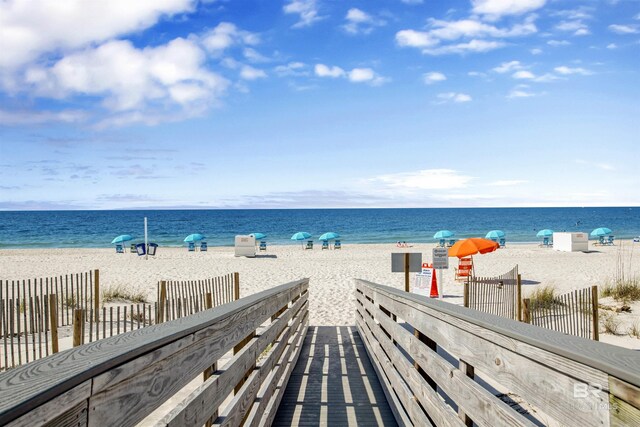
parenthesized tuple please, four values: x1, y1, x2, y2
(530, 48, 542, 55)
(314, 64, 345, 78)
(274, 62, 308, 77)
(512, 70, 535, 79)
(201, 22, 260, 55)
(243, 48, 269, 63)
(437, 92, 472, 103)
(315, 64, 387, 85)
(0, 0, 196, 70)
(547, 40, 570, 46)
(240, 65, 267, 80)
(606, 43, 618, 49)
(24, 38, 228, 115)
(343, 8, 385, 35)
(575, 159, 614, 171)
(423, 72, 446, 84)
(489, 180, 528, 186)
(371, 169, 473, 190)
(554, 66, 591, 75)
(555, 20, 590, 36)
(609, 24, 639, 34)
(283, 0, 323, 28)
(493, 60, 523, 73)
(0, 109, 88, 125)
(400, 0, 423, 4)
(507, 89, 536, 98)
(471, 0, 546, 19)
(423, 39, 506, 55)
(396, 16, 536, 56)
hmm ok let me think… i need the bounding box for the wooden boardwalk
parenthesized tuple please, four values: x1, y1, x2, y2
(273, 326, 397, 426)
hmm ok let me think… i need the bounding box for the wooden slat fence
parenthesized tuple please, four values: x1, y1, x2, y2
(157, 272, 239, 322)
(355, 279, 640, 427)
(73, 303, 157, 346)
(1, 270, 98, 372)
(525, 286, 599, 341)
(464, 265, 521, 320)
(0, 278, 309, 427)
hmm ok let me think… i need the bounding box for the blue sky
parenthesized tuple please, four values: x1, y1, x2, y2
(0, 0, 638, 209)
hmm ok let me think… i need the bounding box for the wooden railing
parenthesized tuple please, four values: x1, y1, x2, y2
(0, 279, 309, 427)
(355, 279, 640, 427)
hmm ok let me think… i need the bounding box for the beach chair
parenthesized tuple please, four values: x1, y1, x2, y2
(334, 240, 341, 249)
(438, 239, 446, 247)
(607, 235, 614, 245)
(595, 236, 605, 246)
(447, 239, 456, 247)
(540, 237, 549, 247)
(499, 237, 506, 248)
(454, 257, 473, 282)
(321, 241, 329, 250)
(147, 243, 158, 256)
(305, 241, 313, 250)
(115, 244, 124, 253)
(188, 242, 195, 252)
(130, 243, 136, 253)
(200, 241, 208, 251)
(259, 241, 267, 251)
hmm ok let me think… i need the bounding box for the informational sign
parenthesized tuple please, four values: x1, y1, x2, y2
(432, 247, 449, 269)
(413, 270, 433, 297)
(391, 253, 423, 273)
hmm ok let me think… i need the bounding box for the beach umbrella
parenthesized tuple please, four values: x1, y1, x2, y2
(448, 238, 499, 258)
(291, 232, 311, 241)
(536, 229, 554, 237)
(111, 234, 133, 244)
(485, 230, 505, 239)
(250, 233, 267, 240)
(590, 227, 612, 237)
(184, 233, 205, 242)
(319, 232, 340, 241)
(433, 230, 454, 239)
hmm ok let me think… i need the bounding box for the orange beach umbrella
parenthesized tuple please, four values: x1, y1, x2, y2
(448, 238, 499, 258)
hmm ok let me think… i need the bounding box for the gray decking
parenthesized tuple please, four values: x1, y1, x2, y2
(273, 326, 397, 426)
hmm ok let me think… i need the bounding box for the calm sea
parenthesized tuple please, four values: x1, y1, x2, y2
(0, 208, 638, 249)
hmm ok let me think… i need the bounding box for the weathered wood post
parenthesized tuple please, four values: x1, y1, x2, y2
(523, 298, 531, 324)
(73, 309, 83, 347)
(234, 272, 240, 300)
(591, 285, 599, 341)
(94, 269, 100, 323)
(404, 253, 410, 293)
(48, 294, 59, 353)
(463, 281, 470, 308)
(516, 273, 522, 321)
(158, 281, 167, 324)
(458, 359, 475, 426)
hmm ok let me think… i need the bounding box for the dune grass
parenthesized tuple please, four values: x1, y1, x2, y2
(102, 285, 147, 304)
(601, 313, 621, 335)
(601, 277, 640, 304)
(528, 285, 558, 310)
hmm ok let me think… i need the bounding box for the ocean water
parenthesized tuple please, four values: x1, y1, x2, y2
(0, 207, 638, 249)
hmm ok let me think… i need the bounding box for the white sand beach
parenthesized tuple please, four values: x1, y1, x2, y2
(2, 241, 639, 350)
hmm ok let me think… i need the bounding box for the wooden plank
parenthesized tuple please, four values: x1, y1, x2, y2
(5, 381, 91, 427)
(357, 293, 536, 427)
(609, 376, 640, 411)
(0, 279, 308, 425)
(357, 282, 612, 427)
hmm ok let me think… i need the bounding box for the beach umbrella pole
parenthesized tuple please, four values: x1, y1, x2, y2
(144, 217, 148, 260)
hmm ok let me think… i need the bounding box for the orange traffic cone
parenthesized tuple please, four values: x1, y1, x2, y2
(429, 268, 439, 298)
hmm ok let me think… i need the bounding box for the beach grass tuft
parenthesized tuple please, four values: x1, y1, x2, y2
(601, 277, 640, 303)
(102, 285, 147, 304)
(602, 313, 621, 335)
(529, 285, 558, 310)
(629, 322, 640, 339)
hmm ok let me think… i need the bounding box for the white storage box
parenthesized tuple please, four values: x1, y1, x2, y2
(235, 235, 256, 257)
(553, 232, 588, 252)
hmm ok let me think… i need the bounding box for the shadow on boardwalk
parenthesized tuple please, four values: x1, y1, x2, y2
(273, 326, 397, 426)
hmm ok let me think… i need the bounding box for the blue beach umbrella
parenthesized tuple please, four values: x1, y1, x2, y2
(184, 233, 205, 242)
(319, 232, 340, 241)
(291, 232, 311, 241)
(590, 227, 612, 237)
(250, 233, 267, 240)
(111, 234, 133, 244)
(485, 230, 505, 239)
(536, 229, 554, 237)
(433, 230, 454, 239)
